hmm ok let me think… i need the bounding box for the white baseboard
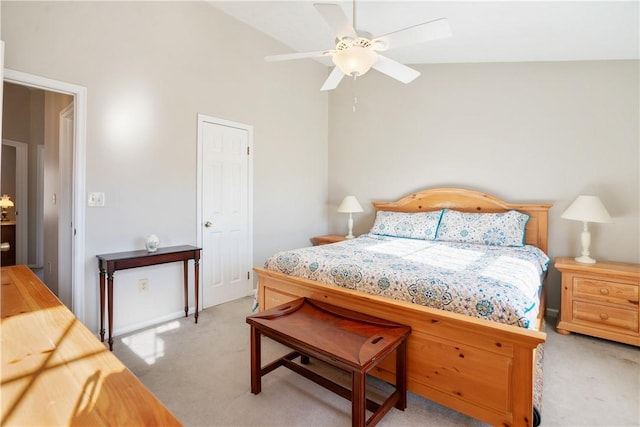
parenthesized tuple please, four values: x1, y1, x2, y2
(112, 307, 196, 338)
(110, 291, 271, 339)
(546, 307, 559, 318)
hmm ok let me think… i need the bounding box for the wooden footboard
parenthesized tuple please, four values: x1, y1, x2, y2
(255, 267, 546, 427)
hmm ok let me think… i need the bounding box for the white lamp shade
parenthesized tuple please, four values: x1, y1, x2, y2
(0, 195, 14, 208)
(337, 196, 363, 213)
(561, 195, 612, 223)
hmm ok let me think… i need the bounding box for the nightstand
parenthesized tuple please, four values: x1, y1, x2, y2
(555, 257, 639, 346)
(310, 234, 346, 246)
(1, 221, 16, 266)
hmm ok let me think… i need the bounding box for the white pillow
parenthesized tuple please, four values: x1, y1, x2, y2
(370, 210, 443, 240)
(435, 209, 530, 247)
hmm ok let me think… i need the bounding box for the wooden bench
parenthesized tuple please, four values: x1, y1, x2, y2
(246, 298, 411, 427)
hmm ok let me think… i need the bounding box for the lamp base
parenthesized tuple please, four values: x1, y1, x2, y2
(575, 255, 596, 264)
(345, 234, 355, 240)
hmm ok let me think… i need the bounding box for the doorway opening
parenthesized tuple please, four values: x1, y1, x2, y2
(2, 69, 87, 322)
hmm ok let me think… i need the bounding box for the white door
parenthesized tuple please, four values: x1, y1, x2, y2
(197, 115, 253, 308)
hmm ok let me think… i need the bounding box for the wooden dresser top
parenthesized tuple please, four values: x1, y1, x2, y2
(1, 265, 182, 426)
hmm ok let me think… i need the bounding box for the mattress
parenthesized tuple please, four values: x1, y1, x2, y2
(264, 234, 550, 329)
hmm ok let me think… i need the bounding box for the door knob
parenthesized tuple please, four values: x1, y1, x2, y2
(204, 221, 213, 228)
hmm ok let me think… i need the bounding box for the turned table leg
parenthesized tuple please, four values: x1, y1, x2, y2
(194, 257, 200, 323)
(182, 259, 189, 317)
(99, 267, 106, 342)
(107, 272, 114, 351)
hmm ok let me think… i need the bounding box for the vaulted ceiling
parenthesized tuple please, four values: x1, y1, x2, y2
(210, 1, 639, 66)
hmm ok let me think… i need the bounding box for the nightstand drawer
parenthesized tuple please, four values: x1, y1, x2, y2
(572, 300, 639, 334)
(573, 277, 639, 308)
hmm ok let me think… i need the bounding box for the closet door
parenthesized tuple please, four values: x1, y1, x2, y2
(198, 115, 253, 308)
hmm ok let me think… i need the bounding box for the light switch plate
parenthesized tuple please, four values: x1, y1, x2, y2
(88, 192, 105, 207)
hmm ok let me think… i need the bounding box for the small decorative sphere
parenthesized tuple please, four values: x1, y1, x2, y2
(145, 234, 160, 252)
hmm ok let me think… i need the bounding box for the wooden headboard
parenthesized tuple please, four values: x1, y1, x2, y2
(371, 187, 552, 253)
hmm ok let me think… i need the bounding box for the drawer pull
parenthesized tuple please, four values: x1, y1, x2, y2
(599, 288, 609, 295)
(599, 313, 609, 320)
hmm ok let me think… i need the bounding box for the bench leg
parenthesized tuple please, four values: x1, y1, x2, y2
(352, 371, 366, 427)
(250, 326, 261, 394)
(396, 340, 407, 410)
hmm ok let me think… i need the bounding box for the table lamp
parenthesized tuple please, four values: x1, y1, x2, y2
(561, 195, 612, 264)
(337, 195, 363, 239)
(0, 195, 14, 221)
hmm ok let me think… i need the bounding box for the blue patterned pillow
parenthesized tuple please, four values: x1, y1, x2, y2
(370, 210, 443, 240)
(435, 209, 530, 247)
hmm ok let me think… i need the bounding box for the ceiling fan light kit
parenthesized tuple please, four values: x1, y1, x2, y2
(265, 2, 451, 91)
(332, 40, 378, 76)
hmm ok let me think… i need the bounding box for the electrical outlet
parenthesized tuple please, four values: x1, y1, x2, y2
(138, 278, 149, 293)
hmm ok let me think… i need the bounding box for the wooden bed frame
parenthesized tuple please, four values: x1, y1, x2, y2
(254, 188, 552, 426)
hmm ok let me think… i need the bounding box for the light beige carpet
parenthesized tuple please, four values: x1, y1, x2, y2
(114, 297, 640, 427)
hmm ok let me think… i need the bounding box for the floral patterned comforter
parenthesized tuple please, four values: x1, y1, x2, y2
(264, 234, 550, 329)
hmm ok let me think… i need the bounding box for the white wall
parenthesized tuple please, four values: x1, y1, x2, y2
(328, 60, 639, 311)
(2, 1, 329, 333)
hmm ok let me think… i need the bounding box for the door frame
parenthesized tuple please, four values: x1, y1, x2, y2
(196, 113, 254, 304)
(57, 102, 74, 306)
(3, 68, 87, 322)
(36, 145, 45, 267)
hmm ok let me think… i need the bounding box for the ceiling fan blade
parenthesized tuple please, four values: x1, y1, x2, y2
(314, 3, 358, 40)
(374, 18, 451, 51)
(320, 66, 345, 91)
(265, 50, 329, 62)
(372, 55, 420, 84)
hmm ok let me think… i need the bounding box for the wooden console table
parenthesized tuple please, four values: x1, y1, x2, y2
(247, 298, 411, 427)
(97, 245, 201, 350)
(1, 265, 182, 426)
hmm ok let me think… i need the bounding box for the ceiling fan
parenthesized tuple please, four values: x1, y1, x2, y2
(265, 2, 452, 91)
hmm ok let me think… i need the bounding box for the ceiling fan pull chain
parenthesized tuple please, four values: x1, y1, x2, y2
(352, 75, 358, 113)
